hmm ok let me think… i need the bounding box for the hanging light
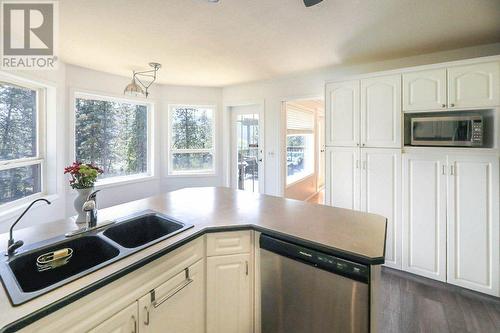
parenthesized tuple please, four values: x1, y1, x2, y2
(123, 62, 161, 98)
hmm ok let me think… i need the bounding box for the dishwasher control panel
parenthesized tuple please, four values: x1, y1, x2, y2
(260, 234, 369, 283)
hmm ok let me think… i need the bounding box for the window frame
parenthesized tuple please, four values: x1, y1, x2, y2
(71, 91, 155, 186)
(0, 78, 47, 209)
(167, 104, 217, 176)
(285, 106, 316, 187)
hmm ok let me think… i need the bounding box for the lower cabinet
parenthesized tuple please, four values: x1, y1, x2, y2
(326, 147, 402, 269)
(88, 302, 138, 333)
(447, 154, 499, 296)
(138, 260, 205, 333)
(403, 152, 499, 296)
(206, 253, 252, 333)
(402, 153, 447, 281)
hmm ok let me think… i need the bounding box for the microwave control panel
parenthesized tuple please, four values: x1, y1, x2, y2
(472, 120, 483, 144)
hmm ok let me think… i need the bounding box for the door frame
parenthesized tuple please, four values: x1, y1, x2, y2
(223, 101, 265, 193)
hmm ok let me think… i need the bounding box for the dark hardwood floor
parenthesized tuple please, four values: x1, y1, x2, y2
(378, 267, 500, 333)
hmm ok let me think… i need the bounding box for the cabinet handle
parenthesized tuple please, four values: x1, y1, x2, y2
(152, 268, 193, 309)
(441, 104, 446, 108)
(450, 165, 455, 176)
(450, 103, 455, 107)
(442, 165, 446, 175)
(362, 161, 367, 170)
(356, 160, 360, 169)
(131, 315, 137, 333)
(245, 261, 249, 276)
(143, 306, 150, 326)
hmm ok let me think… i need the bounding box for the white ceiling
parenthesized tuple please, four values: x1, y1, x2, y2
(59, 0, 500, 87)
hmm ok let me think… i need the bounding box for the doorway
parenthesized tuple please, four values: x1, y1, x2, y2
(229, 104, 264, 193)
(283, 98, 325, 204)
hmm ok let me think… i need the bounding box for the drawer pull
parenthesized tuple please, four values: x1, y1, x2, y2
(152, 268, 193, 309)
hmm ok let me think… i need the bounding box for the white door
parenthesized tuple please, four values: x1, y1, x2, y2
(88, 302, 138, 333)
(402, 153, 447, 281)
(448, 62, 500, 108)
(138, 261, 205, 333)
(403, 68, 447, 111)
(325, 147, 360, 210)
(325, 80, 360, 147)
(317, 115, 325, 189)
(231, 105, 264, 193)
(207, 254, 252, 333)
(447, 154, 499, 296)
(361, 75, 401, 148)
(361, 149, 401, 269)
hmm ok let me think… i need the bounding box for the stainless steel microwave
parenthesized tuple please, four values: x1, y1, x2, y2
(411, 115, 483, 147)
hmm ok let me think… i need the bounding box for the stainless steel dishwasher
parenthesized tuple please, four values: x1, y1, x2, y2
(260, 234, 370, 333)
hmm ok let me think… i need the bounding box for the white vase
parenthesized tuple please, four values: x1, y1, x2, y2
(74, 187, 94, 224)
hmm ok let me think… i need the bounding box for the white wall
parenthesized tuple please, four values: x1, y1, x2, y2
(0, 64, 223, 233)
(222, 42, 500, 196)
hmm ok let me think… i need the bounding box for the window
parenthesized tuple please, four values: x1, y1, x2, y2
(74, 94, 151, 182)
(0, 81, 43, 205)
(286, 106, 315, 185)
(168, 105, 215, 175)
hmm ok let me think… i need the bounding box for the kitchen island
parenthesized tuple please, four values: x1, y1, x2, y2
(0, 187, 386, 333)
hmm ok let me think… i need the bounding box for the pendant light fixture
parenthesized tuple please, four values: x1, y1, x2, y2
(124, 62, 161, 98)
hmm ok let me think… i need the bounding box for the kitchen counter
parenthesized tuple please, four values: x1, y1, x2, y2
(0, 187, 386, 332)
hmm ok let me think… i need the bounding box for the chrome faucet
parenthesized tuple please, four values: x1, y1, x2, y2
(6, 198, 51, 256)
(82, 190, 100, 228)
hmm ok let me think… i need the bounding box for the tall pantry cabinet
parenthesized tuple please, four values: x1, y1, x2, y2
(325, 74, 402, 270)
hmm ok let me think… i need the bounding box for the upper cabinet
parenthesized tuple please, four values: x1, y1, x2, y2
(361, 75, 402, 148)
(448, 62, 500, 109)
(326, 75, 401, 148)
(325, 80, 360, 147)
(403, 68, 447, 111)
(403, 61, 500, 111)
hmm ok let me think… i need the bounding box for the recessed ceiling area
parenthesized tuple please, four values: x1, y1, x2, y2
(59, 0, 500, 87)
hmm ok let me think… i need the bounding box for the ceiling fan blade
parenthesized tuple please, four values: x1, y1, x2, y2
(303, 0, 323, 7)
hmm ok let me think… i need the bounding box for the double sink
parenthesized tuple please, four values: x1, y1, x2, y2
(0, 211, 193, 305)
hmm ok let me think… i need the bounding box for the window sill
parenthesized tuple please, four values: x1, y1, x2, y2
(0, 193, 59, 222)
(93, 174, 157, 189)
(165, 172, 217, 178)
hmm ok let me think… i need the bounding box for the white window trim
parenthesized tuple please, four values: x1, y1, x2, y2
(0, 77, 47, 209)
(167, 104, 217, 176)
(285, 133, 315, 187)
(70, 90, 156, 187)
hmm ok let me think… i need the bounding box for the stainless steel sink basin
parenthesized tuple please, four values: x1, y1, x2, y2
(0, 210, 193, 305)
(8, 236, 119, 293)
(103, 213, 189, 248)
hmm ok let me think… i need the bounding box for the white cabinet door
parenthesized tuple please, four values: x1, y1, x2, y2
(402, 153, 447, 281)
(448, 62, 500, 108)
(325, 147, 360, 210)
(207, 254, 252, 333)
(361, 149, 401, 269)
(88, 302, 138, 333)
(138, 260, 205, 333)
(361, 75, 401, 148)
(325, 80, 360, 147)
(447, 155, 499, 296)
(403, 68, 447, 111)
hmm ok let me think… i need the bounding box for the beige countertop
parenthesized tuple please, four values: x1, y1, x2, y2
(0, 187, 386, 332)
